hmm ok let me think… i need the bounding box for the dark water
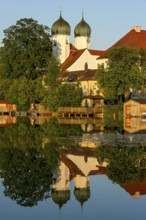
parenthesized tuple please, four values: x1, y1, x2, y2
(0, 116, 146, 220)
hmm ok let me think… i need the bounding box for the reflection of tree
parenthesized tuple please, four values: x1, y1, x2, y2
(96, 143, 146, 184)
(42, 118, 82, 149)
(0, 117, 43, 148)
(0, 117, 82, 206)
(0, 118, 61, 206)
(0, 146, 59, 207)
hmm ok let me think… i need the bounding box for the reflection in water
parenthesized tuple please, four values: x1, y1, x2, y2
(0, 116, 146, 212)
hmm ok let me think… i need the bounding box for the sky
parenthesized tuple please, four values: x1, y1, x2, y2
(1, 0, 146, 50)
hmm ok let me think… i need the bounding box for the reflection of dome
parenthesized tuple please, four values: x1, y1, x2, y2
(74, 15, 91, 37)
(74, 187, 90, 206)
(51, 189, 70, 208)
(51, 12, 71, 35)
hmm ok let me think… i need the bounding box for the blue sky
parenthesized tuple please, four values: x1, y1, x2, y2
(1, 0, 146, 50)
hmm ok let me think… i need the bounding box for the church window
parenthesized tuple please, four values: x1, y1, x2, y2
(84, 62, 88, 70)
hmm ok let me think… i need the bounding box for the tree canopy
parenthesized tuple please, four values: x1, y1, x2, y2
(1, 18, 52, 80)
(96, 46, 146, 103)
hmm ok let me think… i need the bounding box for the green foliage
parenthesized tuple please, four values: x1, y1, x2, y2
(139, 48, 146, 74)
(104, 104, 124, 133)
(43, 63, 83, 111)
(0, 118, 61, 206)
(44, 56, 60, 88)
(0, 117, 83, 206)
(96, 143, 146, 184)
(96, 46, 146, 102)
(1, 18, 52, 80)
(0, 78, 10, 99)
(0, 147, 56, 206)
(56, 83, 83, 107)
(4, 76, 46, 111)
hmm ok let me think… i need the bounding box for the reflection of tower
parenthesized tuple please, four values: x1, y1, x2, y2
(74, 13, 91, 49)
(51, 161, 70, 209)
(51, 12, 71, 64)
(74, 175, 90, 207)
(51, 189, 70, 209)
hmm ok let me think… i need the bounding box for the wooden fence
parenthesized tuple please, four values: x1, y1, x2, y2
(57, 107, 103, 117)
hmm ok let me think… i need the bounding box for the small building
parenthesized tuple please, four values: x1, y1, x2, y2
(124, 99, 146, 117)
(0, 100, 16, 114)
(124, 117, 146, 133)
(0, 115, 16, 127)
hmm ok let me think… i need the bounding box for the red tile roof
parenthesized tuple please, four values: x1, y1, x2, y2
(70, 43, 77, 51)
(121, 179, 146, 197)
(60, 49, 86, 71)
(100, 29, 146, 58)
(60, 48, 105, 71)
(89, 49, 105, 56)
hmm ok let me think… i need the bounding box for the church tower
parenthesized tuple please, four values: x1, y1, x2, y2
(51, 12, 71, 64)
(74, 14, 91, 49)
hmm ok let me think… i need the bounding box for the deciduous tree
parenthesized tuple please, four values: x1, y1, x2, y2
(96, 46, 146, 103)
(1, 18, 52, 80)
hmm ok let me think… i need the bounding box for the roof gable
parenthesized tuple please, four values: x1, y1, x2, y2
(60, 48, 105, 71)
(100, 28, 146, 58)
(88, 49, 105, 56)
(125, 99, 146, 104)
(108, 29, 146, 50)
(60, 49, 86, 71)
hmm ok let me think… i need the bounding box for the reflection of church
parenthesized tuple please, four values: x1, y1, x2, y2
(50, 146, 146, 209)
(51, 149, 107, 208)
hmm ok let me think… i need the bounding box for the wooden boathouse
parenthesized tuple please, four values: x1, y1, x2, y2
(0, 100, 16, 115)
(124, 99, 146, 117)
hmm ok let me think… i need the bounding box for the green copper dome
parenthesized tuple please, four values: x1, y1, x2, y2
(74, 15, 91, 37)
(74, 187, 90, 206)
(51, 189, 70, 208)
(51, 13, 71, 35)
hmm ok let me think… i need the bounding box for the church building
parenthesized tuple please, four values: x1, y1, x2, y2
(51, 13, 146, 106)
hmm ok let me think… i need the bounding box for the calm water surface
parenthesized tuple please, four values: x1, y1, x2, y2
(0, 116, 146, 220)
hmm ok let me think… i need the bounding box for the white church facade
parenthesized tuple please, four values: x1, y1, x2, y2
(51, 13, 146, 106)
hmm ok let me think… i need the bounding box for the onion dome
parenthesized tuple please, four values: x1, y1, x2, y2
(74, 15, 91, 37)
(74, 187, 90, 206)
(51, 12, 71, 35)
(51, 189, 70, 209)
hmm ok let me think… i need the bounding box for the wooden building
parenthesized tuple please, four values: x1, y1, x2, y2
(124, 99, 146, 118)
(0, 100, 16, 114)
(124, 117, 146, 133)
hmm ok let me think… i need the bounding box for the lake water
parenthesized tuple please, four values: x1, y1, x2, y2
(0, 116, 146, 220)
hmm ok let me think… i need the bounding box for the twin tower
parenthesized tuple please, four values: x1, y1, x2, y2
(51, 12, 91, 64)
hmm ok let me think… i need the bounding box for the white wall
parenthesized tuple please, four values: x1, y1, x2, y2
(67, 49, 98, 71)
(74, 36, 90, 49)
(53, 34, 70, 64)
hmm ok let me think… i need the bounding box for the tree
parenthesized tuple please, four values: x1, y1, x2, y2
(1, 18, 52, 80)
(42, 57, 83, 111)
(56, 83, 83, 107)
(4, 76, 46, 111)
(96, 46, 146, 103)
